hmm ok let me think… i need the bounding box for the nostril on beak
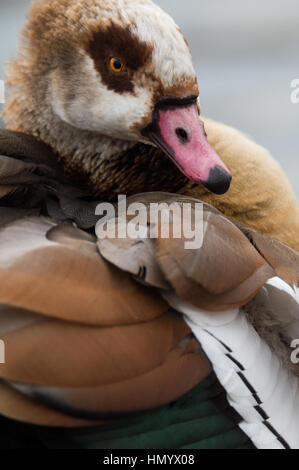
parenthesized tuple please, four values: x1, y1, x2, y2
(175, 127, 189, 145)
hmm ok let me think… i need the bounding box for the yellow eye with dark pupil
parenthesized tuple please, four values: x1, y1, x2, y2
(109, 58, 127, 73)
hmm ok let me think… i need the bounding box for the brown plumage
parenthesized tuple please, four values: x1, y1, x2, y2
(97, 193, 299, 312)
(0, 130, 297, 427)
(0, 0, 298, 433)
(0, 215, 209, 425)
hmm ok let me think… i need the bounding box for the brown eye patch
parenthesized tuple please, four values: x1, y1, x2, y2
(87, 22, 153, 94)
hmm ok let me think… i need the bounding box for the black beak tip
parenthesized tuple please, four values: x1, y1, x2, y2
(203, 165, 232, 195)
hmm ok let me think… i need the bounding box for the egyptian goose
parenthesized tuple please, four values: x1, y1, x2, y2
(3, 0, 299, 251)
(0, 0, 298, 450)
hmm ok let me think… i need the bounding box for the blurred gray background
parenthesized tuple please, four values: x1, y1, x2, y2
(0, 0, 298, 198)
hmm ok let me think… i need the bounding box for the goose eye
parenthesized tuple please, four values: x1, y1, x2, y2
(109, 57, 127, 73)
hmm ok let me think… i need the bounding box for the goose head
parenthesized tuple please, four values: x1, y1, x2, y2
(4, 0, 231, 196)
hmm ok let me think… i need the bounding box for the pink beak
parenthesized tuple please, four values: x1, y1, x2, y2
(142, 96, 232, 195)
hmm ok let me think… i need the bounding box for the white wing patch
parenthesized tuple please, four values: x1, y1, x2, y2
(164, 291, 299, 449)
